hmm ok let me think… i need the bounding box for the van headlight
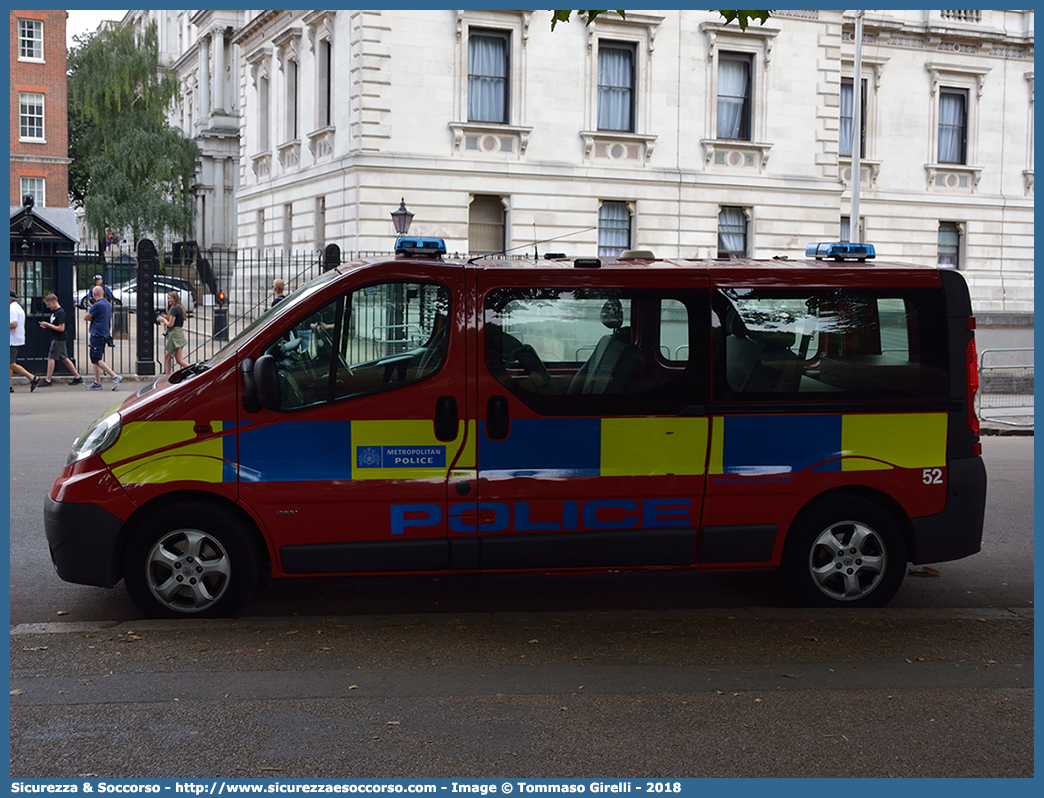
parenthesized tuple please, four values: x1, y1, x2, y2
(68, 412, 122, 466)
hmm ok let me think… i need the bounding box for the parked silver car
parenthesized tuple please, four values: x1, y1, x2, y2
(110, 277, 197, 315)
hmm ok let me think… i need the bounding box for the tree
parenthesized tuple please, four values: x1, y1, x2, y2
(551, 10, 770, 30)
(68, 21, 198, 255)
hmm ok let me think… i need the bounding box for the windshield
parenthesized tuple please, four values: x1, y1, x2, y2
(203, 268, 344, 368)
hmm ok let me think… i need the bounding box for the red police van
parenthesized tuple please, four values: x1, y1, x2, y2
(45, 239, 987, 617)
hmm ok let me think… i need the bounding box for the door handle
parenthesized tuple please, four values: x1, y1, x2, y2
(434, 395, 458, 441)
(486, 395, 510, 441)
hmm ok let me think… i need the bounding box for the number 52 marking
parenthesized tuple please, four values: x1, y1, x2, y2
(922, 468, 943, 485)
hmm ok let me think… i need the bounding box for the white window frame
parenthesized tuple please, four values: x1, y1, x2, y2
(305, 9, 336, 164)
(580, 13, 661, 163)
(19, 92, 45, 142)
(246, 47, 274, 179)
(18, 19, 44, 62)
(839, 53, 887, 188)
(20, 177, 45, 208)
(717, 206, 750, 258)
(937, 221, 964, 270)
(597, 200, 634, 257)
(925, 62, 990, 191)
(468, 194, 509, 256)
(699, 22, 777, 168)
(451, 11, 533, 156)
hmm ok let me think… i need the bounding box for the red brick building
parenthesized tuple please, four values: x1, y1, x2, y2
(10, 10, 69, 208)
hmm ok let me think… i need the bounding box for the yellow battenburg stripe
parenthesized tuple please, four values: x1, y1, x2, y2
(350, 419, 464, 481)
(110, 438, 226, 484)
(102, 420, 201, 465)
(600, 418, 709, 477)
(455, 419, 478, 469)
(105, 421, 227, 485)
(841, 413, 947, 471)
(708, 417, 727, 475)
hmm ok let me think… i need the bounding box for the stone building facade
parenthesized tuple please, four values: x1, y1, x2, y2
(133, 9, 1035, 343)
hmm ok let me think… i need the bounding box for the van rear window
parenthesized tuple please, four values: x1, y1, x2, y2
(711, 287, 949, 402)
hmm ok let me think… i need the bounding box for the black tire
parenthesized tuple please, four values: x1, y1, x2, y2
(122, 501, 260, 619)
(783, 496, 907, 608)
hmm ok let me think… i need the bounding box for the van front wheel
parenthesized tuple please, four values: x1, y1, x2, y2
(783, 497, 907, 608)
(123, 502, 259, 619)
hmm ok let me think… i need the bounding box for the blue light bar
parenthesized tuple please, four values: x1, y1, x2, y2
(805, 242, 876, 261)
(395, 237, 447, 257)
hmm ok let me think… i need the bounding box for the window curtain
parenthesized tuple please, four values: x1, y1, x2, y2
(938, 92, 965, 163)
(598, 202, 631, 256)
(839, 80, 854, 157)
(469, 195, 505, 255)
(468, 35, 508, 123)
(716, 58, 749, 139)
(717, 207, 747, 257)
(597, 46, 633, 131)
(937, 223, 960, 268)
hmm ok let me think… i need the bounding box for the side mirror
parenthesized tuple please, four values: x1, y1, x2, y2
(240, 358, 261, 413)
(253, 354, 282, 411)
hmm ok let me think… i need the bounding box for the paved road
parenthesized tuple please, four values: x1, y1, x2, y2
(8, 382, 1034, 778)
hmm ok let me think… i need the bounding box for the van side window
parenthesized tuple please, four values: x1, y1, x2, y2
(712, 287, 948, 401)
(265, 281, 450, 410)
(484, 288, 700, 415)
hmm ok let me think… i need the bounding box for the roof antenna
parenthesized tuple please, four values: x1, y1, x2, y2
(533, 222, 539, 260)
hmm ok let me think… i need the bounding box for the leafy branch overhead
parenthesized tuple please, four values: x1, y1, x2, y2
(67, 21, 198, 252)
(550, 10, 770, 30)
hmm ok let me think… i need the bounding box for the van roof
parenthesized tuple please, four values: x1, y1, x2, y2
(340, 253, 944, 287)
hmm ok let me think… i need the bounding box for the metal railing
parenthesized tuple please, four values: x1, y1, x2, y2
(978, 347, 1033, 427)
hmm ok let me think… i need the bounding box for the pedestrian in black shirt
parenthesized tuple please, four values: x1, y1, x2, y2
(38, 294, 83, 387)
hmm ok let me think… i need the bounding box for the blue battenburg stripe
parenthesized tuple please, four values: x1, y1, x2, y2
(722, 415, 842, 474)
(479, 418, 601, 478)
(238, 421, 353, 482)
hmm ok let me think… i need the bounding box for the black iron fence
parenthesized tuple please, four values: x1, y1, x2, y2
(41, 242, 517, 381)
(60, 244, 402, 378)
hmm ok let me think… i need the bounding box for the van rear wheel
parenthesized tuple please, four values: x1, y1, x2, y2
(122, 502, 259, 619)
(784, 496, 907, 608)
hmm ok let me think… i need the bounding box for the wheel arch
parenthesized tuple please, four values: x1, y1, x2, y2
(785, 484, 914, 563)
(115, 490, 271, 584)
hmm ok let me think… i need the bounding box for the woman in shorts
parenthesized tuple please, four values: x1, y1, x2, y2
(158, 291, 191, 374)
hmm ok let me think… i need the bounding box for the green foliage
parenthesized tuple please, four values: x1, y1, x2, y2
(67, 22, 198, 252)
(550, 10, 626, 30)
(550, 10, 770, 31)
(717, 10, 771, 30)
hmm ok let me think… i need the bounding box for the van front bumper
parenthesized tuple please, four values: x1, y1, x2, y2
(44, 496, 124, 588)
(909, 455, 987, 564)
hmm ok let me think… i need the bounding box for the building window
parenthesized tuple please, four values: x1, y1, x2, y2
(19, 19, 43, 61)
(717, 207, 748, 258)
(938, 222, 961, 269)
(716, 52, 752, 140)
(840, 78, 867, 158)
(258, 75, 270, 151)
(285, 59, 299, 141)
(20, 177, 45, 207)
(598, 201, 631, 256)
(938, 88, 968, 164)
(597, 42, 636, 132)
(318, 39, 332, 128)
(283, 204, 294, 256)
(19, 92, 45, 141)
(469, 195, 506, 255)
(841, 216, 865, 243)
(468, 29, 510, 124)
